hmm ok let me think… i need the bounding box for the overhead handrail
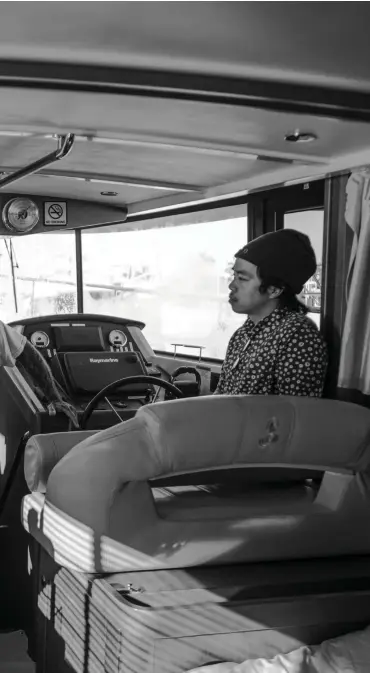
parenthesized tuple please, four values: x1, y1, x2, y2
(0, 134, 75, 190)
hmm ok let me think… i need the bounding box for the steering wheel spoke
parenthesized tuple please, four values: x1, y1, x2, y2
(104, 396, 125, 424)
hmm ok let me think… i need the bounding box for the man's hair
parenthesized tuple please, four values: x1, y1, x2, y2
(257, 267, 309, 314)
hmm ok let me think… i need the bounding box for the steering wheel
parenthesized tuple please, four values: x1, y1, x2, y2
(170, 366, 201, 388)
(80, 375, 184, 430)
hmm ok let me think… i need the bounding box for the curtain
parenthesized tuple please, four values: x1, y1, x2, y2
(338, 169, 370, 394)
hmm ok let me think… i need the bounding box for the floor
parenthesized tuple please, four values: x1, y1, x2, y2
(0, 631, 34, 672)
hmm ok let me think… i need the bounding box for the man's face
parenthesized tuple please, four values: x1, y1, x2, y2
(228, 258, 272, 315)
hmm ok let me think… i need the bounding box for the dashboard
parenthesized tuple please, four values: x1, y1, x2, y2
(10, 313, 146, 356)
(9, 313, 162, 428)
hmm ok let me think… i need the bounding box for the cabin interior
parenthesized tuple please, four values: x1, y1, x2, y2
(0, 3, 370, 672)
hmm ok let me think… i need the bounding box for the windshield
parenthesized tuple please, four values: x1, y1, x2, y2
(81, 209, 248, 359)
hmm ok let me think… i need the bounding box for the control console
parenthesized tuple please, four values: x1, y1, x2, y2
(9, 313, 160, 428)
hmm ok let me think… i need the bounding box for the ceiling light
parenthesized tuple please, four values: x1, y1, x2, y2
(92, 179, 125, 186)
(284, 175, 326, 186)
(100, 191, 118, 196)
(285, 130, 317, 143)
(0, 131, 33, 138)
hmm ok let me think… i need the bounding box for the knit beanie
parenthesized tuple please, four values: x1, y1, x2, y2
(235, 229, 316, 294)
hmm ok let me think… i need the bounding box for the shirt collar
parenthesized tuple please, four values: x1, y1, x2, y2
(244, 306, 290, 331)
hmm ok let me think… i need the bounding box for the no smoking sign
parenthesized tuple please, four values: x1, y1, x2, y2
(44, 201, 67, 226)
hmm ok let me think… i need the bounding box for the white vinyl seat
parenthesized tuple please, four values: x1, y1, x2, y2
(22, 395, 370, 573)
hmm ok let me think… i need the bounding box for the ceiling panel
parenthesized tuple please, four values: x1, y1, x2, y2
(0, 4, 369, 92)
(3, 176, 176, 206)
(0, 89, 369, 163)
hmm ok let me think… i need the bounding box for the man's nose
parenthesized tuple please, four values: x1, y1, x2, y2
(229, 278, 236, 290)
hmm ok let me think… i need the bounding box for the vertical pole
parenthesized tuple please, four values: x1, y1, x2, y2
(9, 241, 18, 313)
(31, 280, 35, 315)
(75, 229, 84, 313)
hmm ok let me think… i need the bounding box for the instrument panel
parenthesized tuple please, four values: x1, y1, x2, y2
(7, 313, 206, 431)
(108, 329, 127, 348)
(9, 313, 153, 404)
(30, 330, 50, 348)
(10, 314, 144, 358)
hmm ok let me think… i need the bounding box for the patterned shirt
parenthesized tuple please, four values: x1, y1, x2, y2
(215, 307, 327, 397)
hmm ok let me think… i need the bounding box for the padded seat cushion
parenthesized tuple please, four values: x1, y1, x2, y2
(22, 492, 53, 557)
(22, 492, 96, 571)
(153, 481, 317, 520)
(186, 625, 370, 673)
(25, 430, 98, 492)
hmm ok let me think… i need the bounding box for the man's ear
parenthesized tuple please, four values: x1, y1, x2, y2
(268, 286, 284, 299)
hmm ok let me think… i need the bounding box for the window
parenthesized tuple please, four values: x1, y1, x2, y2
(82, 205, 248, 359)
(284, 209, 324, 328)
(0, 232, 77, 323)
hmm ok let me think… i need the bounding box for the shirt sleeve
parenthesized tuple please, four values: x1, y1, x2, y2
(275, 323, 328, 397)
(0, 321, 27, 367)
(214, 368, 225, 395)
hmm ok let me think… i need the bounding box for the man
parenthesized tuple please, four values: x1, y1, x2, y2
(0, 320, 79, 426)
(215, 229, 327, 396)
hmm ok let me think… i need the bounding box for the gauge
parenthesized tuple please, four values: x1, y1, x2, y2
(2, 198, 39, 233)
(30, 331, 50, 348)
(108, 329, 127, 347)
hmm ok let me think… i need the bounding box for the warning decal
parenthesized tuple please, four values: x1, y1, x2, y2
(44, 202, 67, 226)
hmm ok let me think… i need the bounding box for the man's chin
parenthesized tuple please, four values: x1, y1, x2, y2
(230, 301, 246, 314)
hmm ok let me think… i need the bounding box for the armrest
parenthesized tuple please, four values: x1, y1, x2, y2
(24, 430, 98, 492)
